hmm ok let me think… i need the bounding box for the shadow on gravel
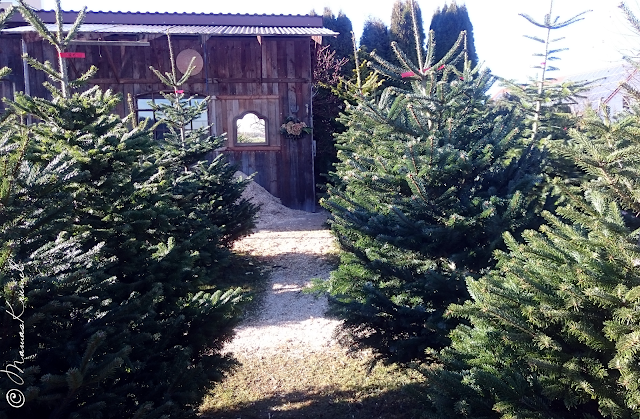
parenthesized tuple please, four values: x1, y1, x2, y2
(200, 382, 429, 419)
(229, 250, 337, 325)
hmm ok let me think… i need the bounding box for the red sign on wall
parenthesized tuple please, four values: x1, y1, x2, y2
(58, 52, 85, 58)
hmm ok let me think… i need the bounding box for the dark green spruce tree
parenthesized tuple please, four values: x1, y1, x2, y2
(360, 17, 393, 64)
(390, 0, 426, 67)
(320, 8, 355, 74)
(429, 1, 478, 70)
(0, 2, 256, 418)
(319, 28, 546, 362)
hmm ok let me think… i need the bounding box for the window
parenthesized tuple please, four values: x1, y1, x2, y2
(235, 112, 267, 145)
(136, 93, 208, 140)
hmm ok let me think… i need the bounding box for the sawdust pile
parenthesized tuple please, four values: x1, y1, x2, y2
(235, 171, 310, 229)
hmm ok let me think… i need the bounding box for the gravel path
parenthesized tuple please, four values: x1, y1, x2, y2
(223, 176, 342, 358)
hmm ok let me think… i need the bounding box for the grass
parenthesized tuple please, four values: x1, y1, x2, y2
(200, 348, 429, 419)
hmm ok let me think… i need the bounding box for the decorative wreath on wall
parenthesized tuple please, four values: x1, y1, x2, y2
(280, 116, 312, 139)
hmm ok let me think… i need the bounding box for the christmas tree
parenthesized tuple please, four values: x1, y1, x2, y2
(147, 34, 258, 247)
(423, 85, 640, 419)
(319, 26, 545, 362)
(497, 2, 591, 144)
(0, 2, 256, 417)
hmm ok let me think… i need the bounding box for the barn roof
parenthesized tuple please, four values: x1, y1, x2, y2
(2, 23, 338, 37)
(6, 10, 337, 33)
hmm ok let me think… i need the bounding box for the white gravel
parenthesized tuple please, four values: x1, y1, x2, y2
(223, 174, 342, 358)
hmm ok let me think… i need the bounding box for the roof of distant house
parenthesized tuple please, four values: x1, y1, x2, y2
(491, 64, 640, 113)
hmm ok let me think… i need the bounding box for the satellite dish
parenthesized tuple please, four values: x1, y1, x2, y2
(176, 49, 204, 76)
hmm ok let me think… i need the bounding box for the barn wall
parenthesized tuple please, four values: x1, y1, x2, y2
(0, 34, 27, 104)
(0, 33, 316, 211)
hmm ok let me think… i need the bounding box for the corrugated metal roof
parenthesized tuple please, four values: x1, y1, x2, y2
(2, 23, 338, 36)
(8, 10, 327, 28)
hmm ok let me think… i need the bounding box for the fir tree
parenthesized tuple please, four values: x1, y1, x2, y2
(429, 1, 478, 70)
(500, 1, 591, 143)
(148, 33, 258, 246)
(319, 28, 545, 362)
(424, 105, 640, 419)
(0, 2, 255, 417)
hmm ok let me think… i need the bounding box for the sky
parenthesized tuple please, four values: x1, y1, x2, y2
(33, 0, 640, 84)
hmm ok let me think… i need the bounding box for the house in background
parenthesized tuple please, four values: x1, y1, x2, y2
(491, 64, 640, 117)
(0, 9, 337, 211)
(557, 64, 640, 115)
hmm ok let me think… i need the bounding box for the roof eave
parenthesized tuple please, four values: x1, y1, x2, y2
(8, 10, 325, 28)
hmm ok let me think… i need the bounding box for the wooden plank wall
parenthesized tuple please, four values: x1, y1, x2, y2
(0, 33, 316, 211)
(0, 34, 24, 105)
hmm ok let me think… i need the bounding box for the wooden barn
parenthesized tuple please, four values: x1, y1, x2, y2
(0, 10, 337, 211)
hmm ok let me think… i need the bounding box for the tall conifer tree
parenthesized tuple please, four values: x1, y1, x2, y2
(390, 0, 426, 67)
(319, 25, 545, 362)
(429, 1, 478, 70)
(422, 6, 640, 416)
(321, 8, 355, 74)
(360, 17, 393, 64)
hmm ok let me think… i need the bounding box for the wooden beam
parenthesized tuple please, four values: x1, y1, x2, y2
(88, 78, 310, 85)
(90, 78, 170, 84)
(103, 47, 121, 84)
(70, 40, 150, 47)
(217, 77, 311, 83)
(216, 95, 280, 100)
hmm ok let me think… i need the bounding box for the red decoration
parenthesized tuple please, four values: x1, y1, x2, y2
(438, 65, 445, 70)
(58, 52, 85, 58)
(401, 68, 430, 78)
(175, 89, 184, 94)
